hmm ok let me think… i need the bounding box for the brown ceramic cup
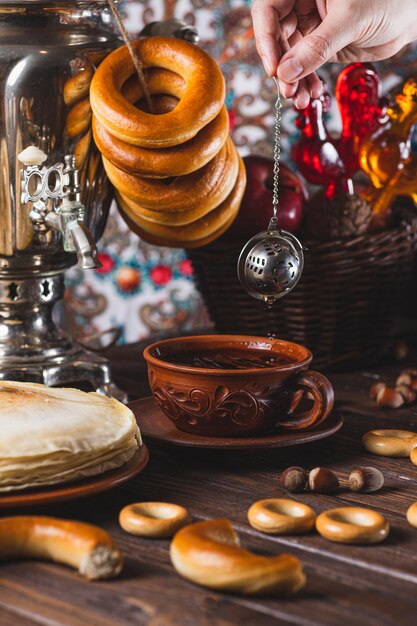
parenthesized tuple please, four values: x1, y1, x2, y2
(143, 335, 334, 437)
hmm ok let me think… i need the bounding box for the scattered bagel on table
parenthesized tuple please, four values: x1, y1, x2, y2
(119, 502, 190, 538)
(247, 498, 316, 535)
(406, 502, 417, 528)
(0, 516, 123, 580)
(90, 37, 246, 248)
(362, 429, 417, 457)
(170, 519, 306, 595)
(316, 507, 389, 545)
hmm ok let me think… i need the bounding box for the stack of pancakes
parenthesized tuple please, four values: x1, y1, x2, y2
(0, 381, 140, 492)
(91, 38, 246, 248)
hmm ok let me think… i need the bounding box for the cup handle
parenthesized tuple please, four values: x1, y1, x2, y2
(276, 369, 335, 430)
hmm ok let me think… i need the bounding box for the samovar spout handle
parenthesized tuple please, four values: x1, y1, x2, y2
(68, 220, 102, 270)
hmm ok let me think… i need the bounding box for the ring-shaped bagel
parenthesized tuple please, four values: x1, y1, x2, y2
(316, 507, 389, 544)
(121, 67, 186, 104)
(64, 60, 94, 107)
(410, 447, 417, 465)
(93, 104, 229, 178)
(116, 152, 246, 240)
(247, 499, 316, 535)
(118, 198, 239, 249)
(119, 502, 190, 538)
(103, 136, 239, 212)
(362, 429, 417, 457)
(90, 37, 226, 147)
(170, 519, 306, 595)
(66, 97, 92, 139)
(406, 502, 417, 528)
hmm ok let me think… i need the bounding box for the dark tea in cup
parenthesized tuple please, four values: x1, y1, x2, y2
(144, 335, 334, 437)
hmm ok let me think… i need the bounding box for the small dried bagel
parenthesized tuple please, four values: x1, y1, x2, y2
(66, 97, 92, 139)
(90, 37, 225, 148)
(103, 136, 238, 213)
(119, 502, 190, 538)
(118, 199, 239, 249)
(117, 151, 245, 241)
(0, 516, 123, 580)
(170, 519, 306, 595)
(93, 106, 229, 178)
(64, 60, 94, 107)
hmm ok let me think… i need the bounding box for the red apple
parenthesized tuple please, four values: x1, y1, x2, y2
(226, 155, 307, 240)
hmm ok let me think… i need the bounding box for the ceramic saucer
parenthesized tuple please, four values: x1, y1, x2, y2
(0, 445, 149, 509)
(129, 396, 343, 449)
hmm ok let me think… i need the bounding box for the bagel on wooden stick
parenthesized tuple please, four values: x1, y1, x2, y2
(103, 136, 239, 213)
(93, 104, 229, 178)
(0, 517, 123, 580)
(90, 37, 226, 148)
(94, 67, 230, 178)
(170, 519, 306, 595)
(116, 151, 246, 239)
(117, 199, 239, 249)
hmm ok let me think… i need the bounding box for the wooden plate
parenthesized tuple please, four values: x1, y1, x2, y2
(0, 444, 149, 509)
(129, 396, 343, 449)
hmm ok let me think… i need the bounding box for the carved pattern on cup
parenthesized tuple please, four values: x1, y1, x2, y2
(149, 369, 293, 428)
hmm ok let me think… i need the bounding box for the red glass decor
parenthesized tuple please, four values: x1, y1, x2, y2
(335, 63, 387, 178)
(292, 85, 345, 199)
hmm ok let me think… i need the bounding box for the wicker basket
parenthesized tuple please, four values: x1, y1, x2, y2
(188, 216, 417, 369)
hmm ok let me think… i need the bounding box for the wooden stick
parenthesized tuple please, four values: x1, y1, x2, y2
(107, 0, 154, 113)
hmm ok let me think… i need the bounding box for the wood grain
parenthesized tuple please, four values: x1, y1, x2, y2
(0, 342, 417, 626)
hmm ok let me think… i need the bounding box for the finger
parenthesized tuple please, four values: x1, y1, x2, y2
(277, 28, 306, 100)
(293, 78, 311, 109)
(280, 11, 298, 42)
(251, 0, 295, 75)
(279, 79, 298, 98)
(277, 12, 351, 82)
(306, 72, 323, 99)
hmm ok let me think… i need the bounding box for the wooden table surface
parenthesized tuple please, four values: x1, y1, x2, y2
(1, 343, 417, 626)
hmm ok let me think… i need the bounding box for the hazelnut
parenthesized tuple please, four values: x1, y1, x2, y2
(308, 467, 340, 494)
(369, 382, 386, 400)
(403, 369, 417, 378)
(391, 341, 409, 361)
(376, 386, 404, 409)
(280, 466, 308, 493)
(349, 467, 384, 493)
(396, 385, 416, 404)
(396, 373, 412, 387)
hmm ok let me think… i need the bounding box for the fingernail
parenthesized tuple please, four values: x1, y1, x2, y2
(261, 55, 273, 76)
(311, 81, 324, 99)
(278, 57, 303, 82)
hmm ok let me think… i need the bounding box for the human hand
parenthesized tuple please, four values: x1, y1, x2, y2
(252, 0, 417, 108)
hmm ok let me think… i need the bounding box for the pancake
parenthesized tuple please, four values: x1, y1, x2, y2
(0, 381, 141, 492)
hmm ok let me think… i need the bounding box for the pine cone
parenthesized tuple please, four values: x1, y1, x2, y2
(307, 191, 372, 240)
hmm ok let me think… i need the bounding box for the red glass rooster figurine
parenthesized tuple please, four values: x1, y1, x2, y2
(292, 69, 379, 239)
(335, 62, 387, 178)
(292, 84, 345, 200)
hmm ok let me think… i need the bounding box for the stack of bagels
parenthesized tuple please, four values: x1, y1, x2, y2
(90, 37, 246, 248)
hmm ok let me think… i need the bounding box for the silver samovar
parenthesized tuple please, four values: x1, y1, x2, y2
(0, 1, 120, 394)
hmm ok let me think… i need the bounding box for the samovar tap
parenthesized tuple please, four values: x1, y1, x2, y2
(19, 148, 102, 270)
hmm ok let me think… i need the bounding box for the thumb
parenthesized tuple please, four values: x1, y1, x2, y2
(277, 15, 350, 83)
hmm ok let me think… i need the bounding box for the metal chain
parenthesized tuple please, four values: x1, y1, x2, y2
(272, 77, 283, 221)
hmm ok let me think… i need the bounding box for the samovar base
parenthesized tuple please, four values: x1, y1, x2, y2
(0, 349, 127, 402)
(0, 272, 127, 401)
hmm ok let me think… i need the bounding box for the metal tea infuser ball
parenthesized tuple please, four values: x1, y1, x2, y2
(238, 79, 304, 305)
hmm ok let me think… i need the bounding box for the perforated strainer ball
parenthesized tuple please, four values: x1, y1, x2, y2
(237, 228, 304, 304)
